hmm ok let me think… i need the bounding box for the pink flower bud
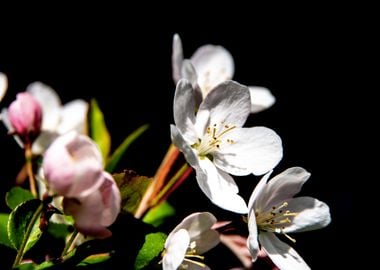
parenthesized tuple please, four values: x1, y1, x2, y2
(43, 132, 104, 198)
(8, 92, 42, 142)
(63, 172, 121, 238)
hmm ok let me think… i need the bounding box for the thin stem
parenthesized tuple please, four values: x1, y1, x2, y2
(61, 229, 79, 257)
(152, 164, 192, 206)
(12, 203, 44, 267)
(25, 144, 37, 198)
(135, 144, 180, 218)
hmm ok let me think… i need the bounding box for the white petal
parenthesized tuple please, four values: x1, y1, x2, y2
(214, 127, 283, 176)
(164, 229, 190, 270)
(259, 232, 310, 270)
(248, 171, 272, 211)
(196, 158, 248, 214)
(283, 197, 331, 233)
(0, 72, 8, 102)
(57, 99, 88, 134)
(190, 45, 234, 97)
(247, 213, 259, 261)
(173, 80, 198, 143)
(195, 81, 251, 136)
(27, 82, 61, 131)
(172, 33, 184, 83)
(181, 60, 198, 89)
(248, 86, 276, 113)
(170, 125, 199, 168)
(170, 212, 219, 254)
(255, 167, 310, 212)
(32, 131, 59, 154)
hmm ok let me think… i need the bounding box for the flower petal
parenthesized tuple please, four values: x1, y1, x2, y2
(173, 80, 198, 143)
(259, 232, 310, 270)
(57, 99, 88, 134)
(164, 229, 190, 270)
(249, 86, 276, 113)
(255, 167, 310, 212)
(170, 125, 199, 168)
(247, 213, 259, 261)
(195, 81, 251, 136)
(172, 33, 184, 83)
(1, 108, 24, 147)
(169, 212, 219, 255)
(248, 171, 273, 211)
(27, 82, 61, 131)
(196, 158, 248, 214)
(283, 197, 331, 233)
(0, 72, 8, 102)
(214, 127, 282, 176)
(190, 45, 234, 97)
(97, 172, 121, 227)
(32, 131, 59, 155)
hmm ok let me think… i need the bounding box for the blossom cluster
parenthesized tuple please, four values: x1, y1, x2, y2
(0, 34, 330, 270)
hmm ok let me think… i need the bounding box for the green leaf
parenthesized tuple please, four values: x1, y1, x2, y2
(14, 263, 36, 270)
(47, 222, 73, 239)
(113, 170, 152, 215)
(143, 201, 175, 227)
(90, 99, 111, 161)
(8, 199, 43, 253)
(106, 124, 149, 172)
(6, 187, 34, 210)
(0, 213, 13, 248)
(134, 232, 167, 270)
(77, 253, 111, 266)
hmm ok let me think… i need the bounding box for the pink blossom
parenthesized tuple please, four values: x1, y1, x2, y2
(8, 92, 42, 142)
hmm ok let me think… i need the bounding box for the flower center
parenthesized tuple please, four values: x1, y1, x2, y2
(192, 123, 236, 158)
(181, 241, 206, 269)
(255, 202, 298, 243)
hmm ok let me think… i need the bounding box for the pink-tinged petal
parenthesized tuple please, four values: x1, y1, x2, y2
(0, 108, 24, 147)
(0, 72, 8, 102)
(248, 86, 276, 113)
(43, 132, 104, 197)
(195, 81, 251, 136)
(214, 127, 282, 176)
(27, 82, 61, 131)
(196, 158, 248, 214)
(190, 45, 234, 97)
(170, 125, 199, 168)
(247, 213, 259, 261)
(220, 234, 253, 269)
(63, 172, 120, 238)
(169, 212, 219, 254)
(259, 232, 310, 270)
(282, 197, 331, 233)
(8, 92, 42, 139)
(57, 99, 88, 134)
(172, 34, 184, 83)
(97, 172, 121, 226)
(255, 167, 310, 212)
(164, 229, 190, 270)
(248, 171, 273, 211)
(173, 80, 198, 143)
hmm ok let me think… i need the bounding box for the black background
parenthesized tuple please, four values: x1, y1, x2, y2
(0, 6, 356, 269)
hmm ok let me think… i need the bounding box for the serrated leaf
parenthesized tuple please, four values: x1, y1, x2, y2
(47, 222, 73, 239)
(106, 124, 149, 172)
(90, 99, 111, 161)
(113, 170, 152, 215)
(6, 187, 34, 210)
(8, 199, 43, 253)
(0, 213, 13, 248)
(143, 201, 175, 227)
(134, 232, 167, 270)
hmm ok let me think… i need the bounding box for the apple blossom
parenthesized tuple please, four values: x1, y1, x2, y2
(247, 167, 331, 270)
(162, 212, 219, 270)
(171, 79, 282, 213)
(172, 34, 275, 113)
